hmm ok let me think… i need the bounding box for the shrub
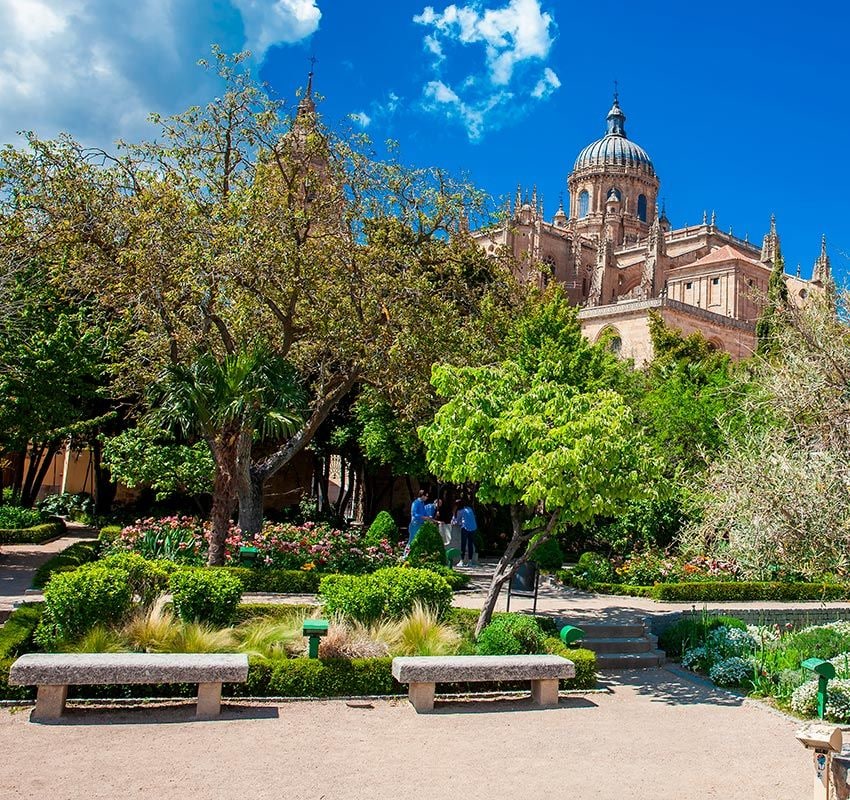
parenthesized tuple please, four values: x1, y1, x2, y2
(652, 582, 850, 602)
(364, 511, 398, 548)
(529, 537, 564, 572)
(97, 553, 171, 605)
(218, 567, 320, 593)
(372, 567, 453, 619)
(99, 525, 123, 544)
(791, 679, 850, 723)
(407, 521, 445, 568)
(319, 567, 452, 624)
(37, 492, 94, 521)
(39, 567, 133, 645)
(0, 604, 44, 701)
(476, 613, 545, 655)
(319, 619, 388, 660)
(428, 565, 471, 591)
(709, 656, 753, 687)
(659, 615, 747, 658)
(0, 505, 43, 529)
(318, 574, 387, 624)
(543, 637, 597, 689)
(265, 657, 397, 697)
(574, 552, 615, 583)
(0, 520, 65, 545)
(169, 569, 243, 626)
(32, 539, 101, 588)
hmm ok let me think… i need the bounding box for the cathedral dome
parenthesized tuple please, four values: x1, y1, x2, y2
(573, 97, 655, 177)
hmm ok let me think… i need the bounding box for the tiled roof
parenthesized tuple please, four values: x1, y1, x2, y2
(687, 244, 762, 268)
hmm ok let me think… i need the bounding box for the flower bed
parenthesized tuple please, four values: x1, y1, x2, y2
(109, 516, 400, 574)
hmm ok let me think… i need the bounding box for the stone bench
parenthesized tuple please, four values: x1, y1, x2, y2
(391, 654, 575, 712)
(9, 653, 249, 720)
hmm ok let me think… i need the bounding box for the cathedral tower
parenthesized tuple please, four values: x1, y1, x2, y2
(567, 93, 659, 245)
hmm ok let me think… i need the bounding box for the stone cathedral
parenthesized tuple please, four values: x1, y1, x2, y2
(472, 94, 834, 364)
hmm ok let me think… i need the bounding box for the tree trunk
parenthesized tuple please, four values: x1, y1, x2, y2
(235, 428, 264, 536)
(207, 428, 239, 567)
(237, 468, 265, 537)
(473, 506, 559, 638)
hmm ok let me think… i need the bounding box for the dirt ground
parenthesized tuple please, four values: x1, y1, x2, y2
(0, 669, 809, 800)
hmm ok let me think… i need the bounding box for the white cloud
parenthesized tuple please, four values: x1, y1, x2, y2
(351, 111, 371, 128)
(231, 0, 320, 58)
(531, 66, 560, 99)
(413, 0, 560, 141)
(0, 0, 321, 148)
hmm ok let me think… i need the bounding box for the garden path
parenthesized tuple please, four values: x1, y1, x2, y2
(0, 668, 809, 799)
(0, 523, 97, 617)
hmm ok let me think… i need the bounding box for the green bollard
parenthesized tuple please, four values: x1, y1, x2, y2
(802, 658, 836, 719)
(303, 619, 329, 659)
(560, 625, 585, 646)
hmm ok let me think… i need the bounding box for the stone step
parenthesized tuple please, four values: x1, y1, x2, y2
(581, 637, 654, 654)
(565, 623, 647, 639)
(594, 650, 666, 670)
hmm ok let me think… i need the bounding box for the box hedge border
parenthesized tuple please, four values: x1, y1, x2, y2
(32, 540, 102, 589)
(0, 519, 66, 545)
(0, 602, 596, 700)
(557, 571, 850, 602)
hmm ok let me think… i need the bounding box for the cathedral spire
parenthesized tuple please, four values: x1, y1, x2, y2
(297, 56, 317, 118)
(760, 214, 781, 265)
(812, 234, 833, 285)
(606, 91, 627, 137)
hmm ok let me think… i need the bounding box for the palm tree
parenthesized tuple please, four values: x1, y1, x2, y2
(149, 347, 303, 565)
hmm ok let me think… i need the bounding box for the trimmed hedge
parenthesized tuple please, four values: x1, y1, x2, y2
(169, 569, 243, 625)
(217, 567, 320, 593)
(234, 603, 314, 623)
(98, 525, 123, 544)
(651, 582, 850, 602)
(543, 637, 597, 689)
(557, 572, 850, 602)
(0, 520, 66, 545)
(0, 603, 44, 701)
(32, 540, 102, 589)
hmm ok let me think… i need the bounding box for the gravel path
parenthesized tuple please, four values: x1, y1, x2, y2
(0, 523, 97, 614)
(0, 668, 809, 799)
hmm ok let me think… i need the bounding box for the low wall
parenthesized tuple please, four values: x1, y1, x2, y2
(648, 608, 850, 636)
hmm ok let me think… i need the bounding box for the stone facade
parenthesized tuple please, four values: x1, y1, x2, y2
(473, 95, 833, 365)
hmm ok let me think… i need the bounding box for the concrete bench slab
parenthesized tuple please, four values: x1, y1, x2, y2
(391, 654, 575, 712)
(9, 653, 249, 721)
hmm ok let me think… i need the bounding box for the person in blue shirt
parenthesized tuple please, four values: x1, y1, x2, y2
(451, 500, 478, 567)
(408, 489, 430, 547)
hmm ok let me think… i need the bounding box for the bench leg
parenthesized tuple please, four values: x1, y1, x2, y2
(531, 678, 559, 707)
(408, 682, 436, 713)
(34, 685, 67, 720)
(196, 682, 222, 718)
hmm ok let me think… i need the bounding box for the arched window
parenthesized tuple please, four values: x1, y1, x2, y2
(597, 327, 622, 355)
(578, 190, 589, 218)
(637, 194, 647, 222)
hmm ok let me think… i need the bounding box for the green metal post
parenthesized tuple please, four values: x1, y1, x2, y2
(308, 635, 320, 659)
(818, 675, 828, 720)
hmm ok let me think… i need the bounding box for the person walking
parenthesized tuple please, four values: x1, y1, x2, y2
(452, 500, 478, 567)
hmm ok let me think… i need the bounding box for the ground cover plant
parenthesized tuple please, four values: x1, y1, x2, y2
(668, 613, 850, 722)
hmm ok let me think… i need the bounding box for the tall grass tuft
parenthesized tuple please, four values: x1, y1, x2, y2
(235, 614, 307, 660)
(319, 615, 389, 659)
(64, 625, 126, 653)
(373, 602, 461, 657)
(122, 597, 179, 652)
(164, 622, 237, 653)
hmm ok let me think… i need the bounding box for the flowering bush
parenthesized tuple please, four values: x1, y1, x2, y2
(110, 516, 207, 564)
(709, 656, 753, 687)
(677, 555, 741, 582)
(110, 516, 401, 574)
(616, 550, 676, 585)
(791, 679, 850, 723)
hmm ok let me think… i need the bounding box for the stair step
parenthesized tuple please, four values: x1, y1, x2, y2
(582, 637, 653, 654)
(568, 623, 646, 639)
(594, 650, 666, 670)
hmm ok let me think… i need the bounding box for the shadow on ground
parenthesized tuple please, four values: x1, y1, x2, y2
(24, 702, 281, 726)
(431, 695, 598, 715)
(604, 667, 744, 707)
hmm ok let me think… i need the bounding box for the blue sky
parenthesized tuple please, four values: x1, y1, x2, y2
(0, 0, 845, 280)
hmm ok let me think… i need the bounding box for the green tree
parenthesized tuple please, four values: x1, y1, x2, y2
(420, 290, 658, 635)
(755, 251, 790, 356)
(147, 347, 302, 564)
(0, 50, 516, 534)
